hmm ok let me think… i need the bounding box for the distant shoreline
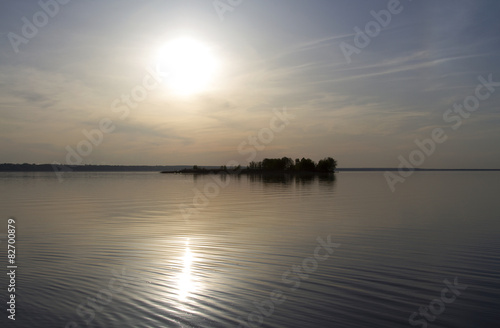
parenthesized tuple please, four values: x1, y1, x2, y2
(1, 164, 500, 172)
(160, 168, 336, 175)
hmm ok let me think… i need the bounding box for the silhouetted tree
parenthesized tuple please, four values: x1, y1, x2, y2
(248, 161, 258, 170)
(245, 156, 337, 173)
(295, 157, 316, 171)
(282, 157, 294, 170)
(316, 157, 337, 172)
(262, 157, 292, 171)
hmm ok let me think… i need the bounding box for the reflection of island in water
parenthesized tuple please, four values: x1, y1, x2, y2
(161, 157, 337, 180)
(246, 171, 336, 185)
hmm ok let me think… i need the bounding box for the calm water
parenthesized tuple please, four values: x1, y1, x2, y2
(0, 171, 499, 327)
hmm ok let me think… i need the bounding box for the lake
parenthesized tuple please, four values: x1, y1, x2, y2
(0, 171, 499, 327)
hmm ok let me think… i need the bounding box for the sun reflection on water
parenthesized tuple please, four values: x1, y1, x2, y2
(177, 238, 196, 301)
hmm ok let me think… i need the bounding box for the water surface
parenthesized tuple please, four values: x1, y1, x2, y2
(0, 171, 499, 327)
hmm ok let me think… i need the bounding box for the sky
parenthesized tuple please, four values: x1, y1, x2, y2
(0, 0, 499, 168)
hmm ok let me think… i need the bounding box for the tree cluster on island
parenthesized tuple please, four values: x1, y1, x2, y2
(246, 157, 337, 173)
(169, 157, 337, 174)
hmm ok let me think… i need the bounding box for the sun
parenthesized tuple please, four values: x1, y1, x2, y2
(156, 37, 218, 95)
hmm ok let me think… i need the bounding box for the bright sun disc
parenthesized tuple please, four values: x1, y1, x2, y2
(156, 37, 217, 95)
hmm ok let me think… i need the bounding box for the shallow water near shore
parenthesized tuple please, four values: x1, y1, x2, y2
(0, 171, 499, 327)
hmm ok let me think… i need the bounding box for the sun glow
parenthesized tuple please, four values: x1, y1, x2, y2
(156, 37, 218, 95)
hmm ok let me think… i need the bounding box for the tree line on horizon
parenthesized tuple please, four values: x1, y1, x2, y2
(246, 157, 337, 173)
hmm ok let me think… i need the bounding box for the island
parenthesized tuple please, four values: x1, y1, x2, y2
(160, 157, 337, 175)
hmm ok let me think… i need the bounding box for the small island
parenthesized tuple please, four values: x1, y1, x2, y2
(161, 157, 337, 175)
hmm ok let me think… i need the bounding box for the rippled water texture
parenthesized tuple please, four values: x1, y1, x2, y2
(0, 171, 499, 327)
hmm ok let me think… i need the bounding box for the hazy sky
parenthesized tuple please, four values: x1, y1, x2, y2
(1, 0, 499, 168)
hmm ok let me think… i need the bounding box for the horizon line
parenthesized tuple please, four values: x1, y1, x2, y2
(1, 163, 500, 172)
